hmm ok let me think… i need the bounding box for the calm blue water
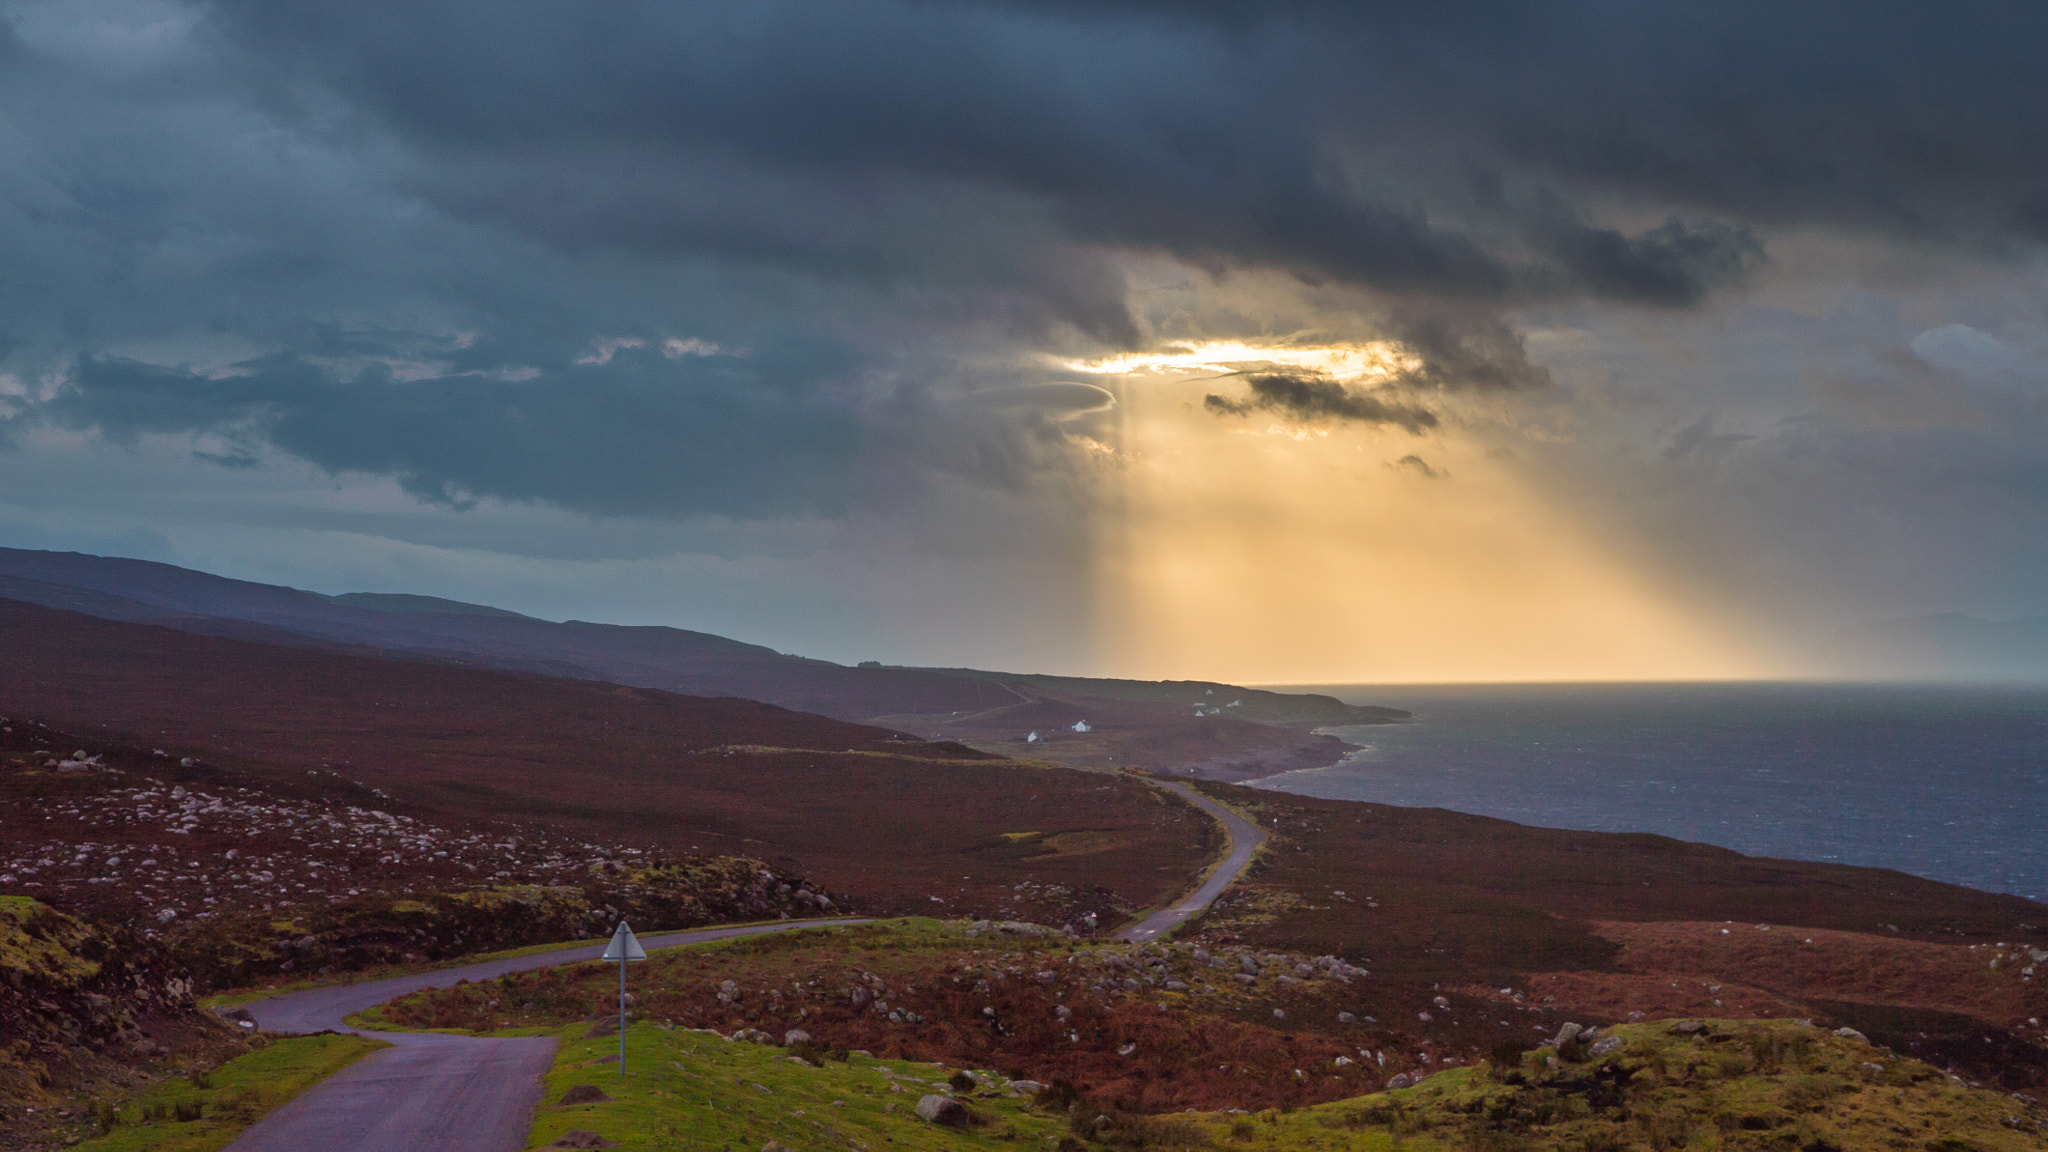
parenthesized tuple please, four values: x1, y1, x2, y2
(1257, 682, 2048, 902)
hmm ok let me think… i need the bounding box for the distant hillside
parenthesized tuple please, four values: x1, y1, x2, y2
(1828, 612, 2048, 680)
(0, 599, 1214, 918)
(0, 548, 1406, 776)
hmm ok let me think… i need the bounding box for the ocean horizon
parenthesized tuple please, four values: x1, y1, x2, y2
(1255, 680, 2048, 903)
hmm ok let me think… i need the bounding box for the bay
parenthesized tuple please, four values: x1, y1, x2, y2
(1257, 682, 2048, 901)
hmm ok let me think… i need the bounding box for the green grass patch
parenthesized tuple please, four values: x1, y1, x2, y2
(68, 1034, 386, 1152)
(1165, 1020, 2046, 1152)
(527, 1022, 1065, 1152)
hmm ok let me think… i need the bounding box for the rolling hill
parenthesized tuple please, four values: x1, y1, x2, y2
(0, 547, 1406, 777)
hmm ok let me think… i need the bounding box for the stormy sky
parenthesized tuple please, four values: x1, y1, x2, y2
(3, 0, 2046, 679)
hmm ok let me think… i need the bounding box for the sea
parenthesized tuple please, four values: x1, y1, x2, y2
(1254, 682, 2048, 902)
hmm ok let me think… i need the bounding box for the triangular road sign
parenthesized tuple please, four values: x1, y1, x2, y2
(602, 920, 647, 962)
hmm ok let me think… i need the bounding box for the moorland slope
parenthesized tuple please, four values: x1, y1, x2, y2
(0, 600, 1215, 923)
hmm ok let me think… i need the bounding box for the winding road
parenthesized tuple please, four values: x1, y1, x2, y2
(223, 777, 1264, 1150)
(1118, 779, 1267, 942)
(227, 919, 868, 1152)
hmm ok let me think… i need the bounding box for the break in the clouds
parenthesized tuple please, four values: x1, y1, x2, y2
(3, 0, 2048, 670)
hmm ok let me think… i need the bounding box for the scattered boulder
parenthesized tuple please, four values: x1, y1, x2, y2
(557, 1085, 612, 1106)
(1384, 1073, 1412, 1090)
(915, 1094, 969, 1128)
(1834, 1026, 1870, 1044)
(1337, 1012, 1356, 1024)
(1588, 1036, 1623, 1058)
(1554, 1022, 1584, 1047)
(1674, 1020, 1704, 1035)
(1008, 1080, 1046, 1095)
(783, 1029, 812, 1046)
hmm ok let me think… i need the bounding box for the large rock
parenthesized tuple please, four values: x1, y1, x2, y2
(915, 1095, 970, 1128)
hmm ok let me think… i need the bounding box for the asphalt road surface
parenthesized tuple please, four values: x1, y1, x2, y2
(1118, 780, 1267, 942)
(227, 918, 867, 1152)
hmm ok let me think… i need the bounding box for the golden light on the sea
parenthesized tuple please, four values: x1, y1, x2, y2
(1077, 351, 1769, 684)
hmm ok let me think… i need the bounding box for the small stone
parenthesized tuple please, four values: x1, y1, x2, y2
(1383, 1073, 1411, 1090)
(1337, 1012, 1356, 1024)
(1674, 1020, 1704, 1035)
(783, 1029, 812, 1046)
(1588, 1036, 1623, 1057)
(1272, 1009, 1286, 1020)
(1833, 1026, 1870, 1044)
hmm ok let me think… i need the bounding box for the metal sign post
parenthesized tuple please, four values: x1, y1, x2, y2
(601, 921, 647, 1075)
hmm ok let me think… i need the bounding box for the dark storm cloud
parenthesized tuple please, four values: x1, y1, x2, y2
(8, 0, 2048, 521)
(195, 0, 1790, 311)
(51, 344, 868, 518)
(208, 0, 2048, 293)
(1204, 374, 1438, 432)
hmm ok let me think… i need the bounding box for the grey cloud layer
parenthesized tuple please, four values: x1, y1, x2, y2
(4, 0, 2047, 522)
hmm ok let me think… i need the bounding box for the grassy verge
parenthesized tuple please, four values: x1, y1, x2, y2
(527, 1021, 1064, 1152)
(521, 1016, 2046, 1152)
(69, 1034, 386, 1152)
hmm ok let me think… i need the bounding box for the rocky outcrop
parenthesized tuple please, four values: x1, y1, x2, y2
(0, 897, 243, 1112)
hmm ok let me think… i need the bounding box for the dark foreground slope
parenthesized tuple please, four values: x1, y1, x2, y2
(0, 548, 1404, 777)
(0, 599, 1214, 921)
